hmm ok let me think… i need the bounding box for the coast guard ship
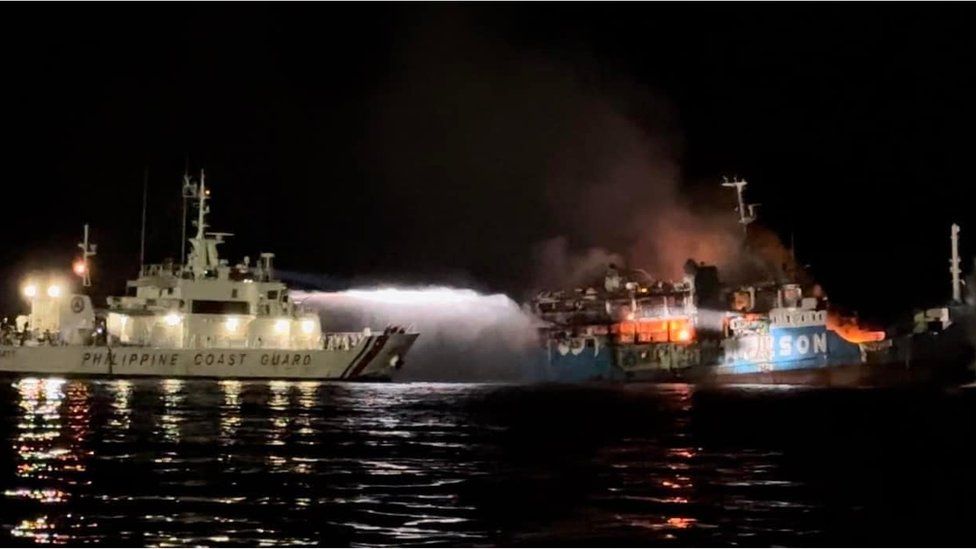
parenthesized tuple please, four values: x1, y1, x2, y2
(0, 171, 418, 380)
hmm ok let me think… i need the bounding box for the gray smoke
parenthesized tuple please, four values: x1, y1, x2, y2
(294, 287, 548, 381)
(531, 237, 625, 291)
(366, 8, 783, 292)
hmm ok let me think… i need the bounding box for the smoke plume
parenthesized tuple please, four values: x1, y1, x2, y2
(366, 8, 791, 294)
(537, 75, 794, 287)
(531, 237, 625, 291)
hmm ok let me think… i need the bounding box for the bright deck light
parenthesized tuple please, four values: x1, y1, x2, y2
(72, 260, 87, 276)
(225, 317, 240, 332)
(22, 284, 37, 298)
(274, 319, 289, 334)
(164, 312, 181, 327)
(300, 319, 315, 334)
(46, 284, 62, 298)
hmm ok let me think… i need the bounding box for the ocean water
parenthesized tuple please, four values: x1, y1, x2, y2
(0, 378, 975, 546)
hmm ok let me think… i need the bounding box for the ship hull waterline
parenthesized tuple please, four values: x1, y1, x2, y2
(687, 360, 969, 388)
(540, 335, 975, 387)
(0, 333, 417, 381)
(541, 361, 972, 388)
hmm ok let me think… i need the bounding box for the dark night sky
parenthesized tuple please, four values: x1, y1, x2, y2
(0, 3, 973, 323)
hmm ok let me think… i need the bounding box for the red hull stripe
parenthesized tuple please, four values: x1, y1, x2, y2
(347, 335, 389, 379)
(340, 336, 374, 379)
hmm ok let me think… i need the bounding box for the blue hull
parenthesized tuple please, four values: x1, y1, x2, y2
(544, 344, 616, 382)
(540, 327, 866, 383)
(715, 329, 863, 375)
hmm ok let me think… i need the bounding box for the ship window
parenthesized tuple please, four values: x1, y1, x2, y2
(268, 290, 278, 299)
(190, 300, 249, 314)
(586, 338, 596, 348)
(231, 289, 239, 299)
(167, 288, 174, 295)
(126, 286, 137, 297)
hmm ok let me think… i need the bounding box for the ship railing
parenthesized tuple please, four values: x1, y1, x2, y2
(637, 305, 697, 319)
(140, 263, 184, 278)
(322, 332, 369, 351)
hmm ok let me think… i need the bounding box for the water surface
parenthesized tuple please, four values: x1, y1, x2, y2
(0, 378, 974, 546)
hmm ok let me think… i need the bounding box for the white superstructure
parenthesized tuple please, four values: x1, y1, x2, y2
(105, 172, 324, 351)
(1, 171, 418, 380)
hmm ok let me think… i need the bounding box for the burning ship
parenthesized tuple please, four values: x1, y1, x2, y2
(531, 178, 975, 386)
(0, 171, 418, 380)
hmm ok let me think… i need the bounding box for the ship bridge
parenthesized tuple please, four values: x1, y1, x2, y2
(104, 171, 322, 350)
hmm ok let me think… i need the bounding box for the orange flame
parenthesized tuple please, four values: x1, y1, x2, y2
(611, 317, 695, 344)
(826, 310, 885, 343)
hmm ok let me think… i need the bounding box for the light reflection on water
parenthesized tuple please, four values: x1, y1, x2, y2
(159, 379, 184, 445)
(0, 379, 973, 545)
(6, 378, 86, 544)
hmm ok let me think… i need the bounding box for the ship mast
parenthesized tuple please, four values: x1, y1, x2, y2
(139, 167, 148, 271)
(196, 170, 207, 242)
(180, 170, 194, 265)
(185, 169, 211, 279)
(721, 176, 759, 236)
(77, 223, 97, 287)
(951, 223, 962, 303)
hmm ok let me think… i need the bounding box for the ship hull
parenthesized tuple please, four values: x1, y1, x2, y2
(0, 333, 417, 380)
(542, 351, 972, 387)
(539, 327, 975, 387)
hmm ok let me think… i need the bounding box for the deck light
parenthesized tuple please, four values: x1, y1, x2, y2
(225, 317, 239, 332)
